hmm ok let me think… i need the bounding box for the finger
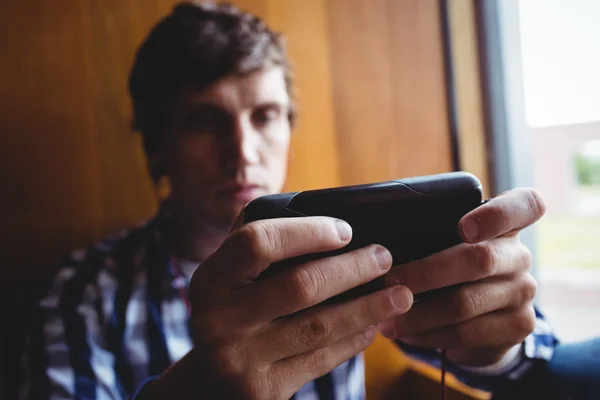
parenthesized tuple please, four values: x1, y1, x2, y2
(193, 216, 352, 292)
(398, 304, 536, 349)
(384, 235, 532, 294)
(458, 188, 546, 243)
(234, 244, 393, 322)
(257, 285, 412, 362)
(274, 325, 378, 397)
(380, 273, 537, 337)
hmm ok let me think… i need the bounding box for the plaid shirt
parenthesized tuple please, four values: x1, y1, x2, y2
(18, 204, 558, 399)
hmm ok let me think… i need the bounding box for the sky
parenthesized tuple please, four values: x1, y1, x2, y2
(518, 0, 600, 127)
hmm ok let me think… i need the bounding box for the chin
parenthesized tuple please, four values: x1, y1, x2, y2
(212, 203, 247, 229)
(206, 190, 269, 229)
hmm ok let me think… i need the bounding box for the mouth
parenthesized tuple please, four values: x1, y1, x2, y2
(215, 183, 265, 203)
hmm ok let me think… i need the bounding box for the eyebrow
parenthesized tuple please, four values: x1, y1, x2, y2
(179, 99, 289, 115)
(181, 102, 227, 113)
(253, 101, 288, 110)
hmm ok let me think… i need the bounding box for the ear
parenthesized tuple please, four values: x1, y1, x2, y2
(147, 151, 171, 200)
(147, 151, 165, 182)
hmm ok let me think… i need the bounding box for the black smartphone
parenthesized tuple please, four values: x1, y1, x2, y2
(242, 171, 484, 304)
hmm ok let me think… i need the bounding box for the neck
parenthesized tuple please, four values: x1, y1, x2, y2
(164, 209, 231, 263)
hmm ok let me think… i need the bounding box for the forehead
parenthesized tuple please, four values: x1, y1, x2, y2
(179, 66, 289, 110)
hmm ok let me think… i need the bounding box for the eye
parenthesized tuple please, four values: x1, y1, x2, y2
(252, 105, 281, 128)
(181, 110, 217, 131)
(177, 108, 230, 134)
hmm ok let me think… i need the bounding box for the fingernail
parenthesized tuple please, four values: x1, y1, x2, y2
(461, 218, 480, 242)
(335, 220, 352, 242)
(364, 325, 377, 341)
(391, 287, 412, 311)
(374, 245, 392, 270)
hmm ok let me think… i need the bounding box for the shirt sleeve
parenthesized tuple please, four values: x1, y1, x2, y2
(395, 306, 559, 393)
(18, 260, 123, 400)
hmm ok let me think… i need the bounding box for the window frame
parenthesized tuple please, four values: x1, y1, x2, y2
(477, 0, 540, 279)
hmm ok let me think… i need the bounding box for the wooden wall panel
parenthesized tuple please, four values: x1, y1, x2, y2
(264, 0, 342, 191)
(387, 0, 454, 176)
(326, 0, 453, 186)
(447, 0, 491, 197)
(0, 0, 185, 310)
(325, 0, 398, 184)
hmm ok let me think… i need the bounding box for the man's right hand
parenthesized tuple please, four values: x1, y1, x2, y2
(152, 216, 413, 400)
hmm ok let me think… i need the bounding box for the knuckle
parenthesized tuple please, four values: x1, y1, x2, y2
(287, 266, 320, 305)
(513, 306, 537, 340)
(237, 223, 276, 262)
(468, 243, 497, 277)
(488, 202, 512, 229)
(451, 287, 480, 320)
(319, 347, 337, 372)
(309, 346, 334, 373)
(520, 274, 538, 303)
(523, 188, 547, 221)
(358, 246, 379, 273)
(518, 243, 533, 271)
(345, 253, 366, 280)
(350, 246, 387, 279)
(301, 315, 334, 347)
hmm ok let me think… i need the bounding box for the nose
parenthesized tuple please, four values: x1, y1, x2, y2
(223, 116, 260, 169)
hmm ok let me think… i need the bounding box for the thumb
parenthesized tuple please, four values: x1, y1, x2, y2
(230, 208, 247, 234)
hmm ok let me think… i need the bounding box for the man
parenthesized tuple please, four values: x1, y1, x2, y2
(18, 2, 572, 399)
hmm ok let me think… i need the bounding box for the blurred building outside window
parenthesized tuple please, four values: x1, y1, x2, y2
(517, 0, 600, 342)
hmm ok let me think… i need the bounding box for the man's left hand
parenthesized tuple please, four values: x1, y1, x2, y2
(380, 188, 547, 367)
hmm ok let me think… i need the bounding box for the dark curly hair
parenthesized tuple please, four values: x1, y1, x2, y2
(128, 1, 295, 180)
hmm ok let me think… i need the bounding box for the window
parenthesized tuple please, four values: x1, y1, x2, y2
(481, 0, 600, 343)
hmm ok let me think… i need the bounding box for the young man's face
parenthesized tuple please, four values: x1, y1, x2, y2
(157, 66, 291, 228)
